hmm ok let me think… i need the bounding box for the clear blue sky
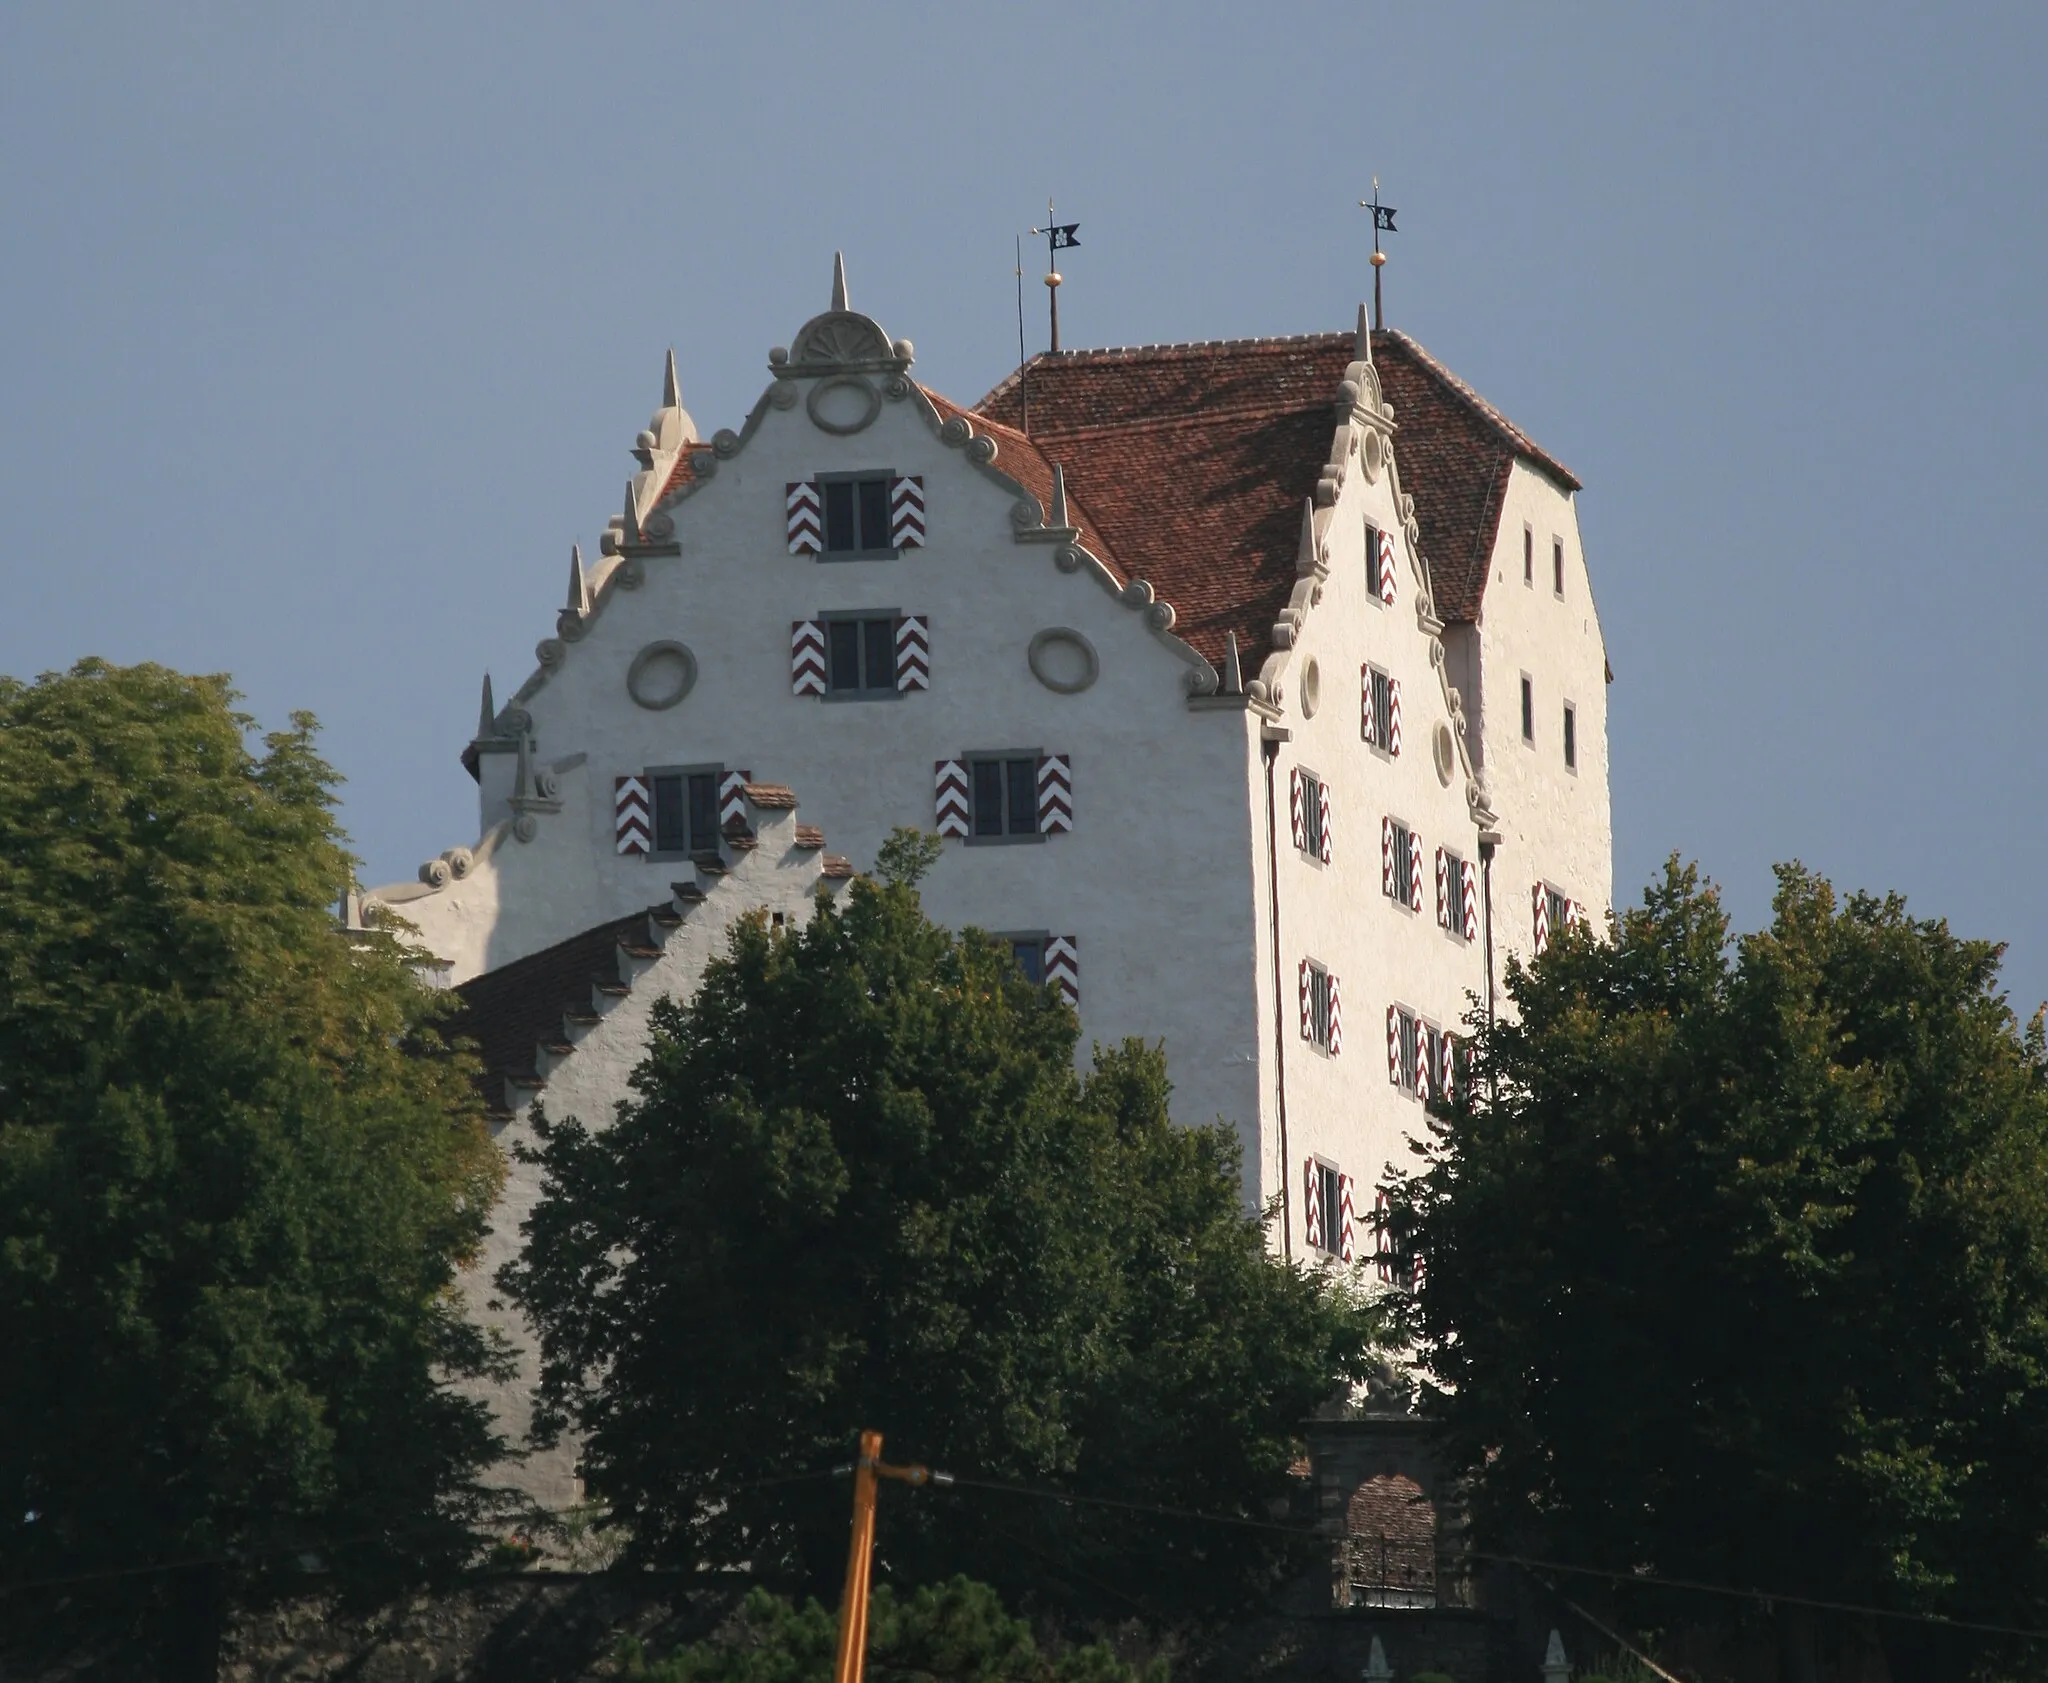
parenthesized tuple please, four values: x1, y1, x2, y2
(4, 5, 2043, 1011)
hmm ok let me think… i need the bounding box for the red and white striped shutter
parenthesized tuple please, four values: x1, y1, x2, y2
(1533, 883, 1551, 955)
(1298, 959, 1312, 1040)
(1438, 1031, 1456, 1100)
(613, 775, 650, 856)
(1436, 847, 1449, 928)
(1415, 1032, 1431, 1103)
(1461, 859, 1479, 942)
(1409, 829, 1425, 912)
(1328, 972, 1343, 1055)
(1289, 769, 1306, 851)
(1045, 936, 1079, 1006)
(1304, 1159, 1324, 1252)
(1386, 1004, 1401, 1085)
(1388, 679, 1403, 757)
(894, 615, 930, 690)
(1338, 1173, 1357, 1263)
(1373, 1190, 1392, 1283)
(1360, 663, 1374, 746)
(1381, 816, 1395, 897)
(1378, 527, 1397, 606)
(1036, 754, 1073, 834)
(934, 760, 970, 837)
(718, 771, 751, 829)
(791, 620, 826, 695)
(785, 481, 822, 554)
(1318, 781, 1332, 864)
(890, 475, 925, 547)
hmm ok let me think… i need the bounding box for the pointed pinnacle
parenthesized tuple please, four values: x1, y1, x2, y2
(567, 544, 590, 616)
(830, 250, 849, 313)
(621, 480, 642, 542)
(512, 731, 534, 801)
(477, 672, 496, 738)
(1223, 631, 1244, 695)
(1049, 462, 1070, 528)
(1356, 302, 1373, 363)
(1298, 498, 1319, 568)
(662, 348, 681, 410)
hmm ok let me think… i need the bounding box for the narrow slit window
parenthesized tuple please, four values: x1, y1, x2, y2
(1563, 703, 1577, 770)
(1521, 675, 1534, 743)
(1553, 537, 1565, 596)
(1523, 525, 1534, 585)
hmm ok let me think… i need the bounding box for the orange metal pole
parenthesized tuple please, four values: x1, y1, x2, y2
(831, 1431, 883, 1683)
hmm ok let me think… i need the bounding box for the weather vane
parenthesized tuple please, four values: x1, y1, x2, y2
(1028, 198, 1080, 353)
(1358, 177, 1397, 332)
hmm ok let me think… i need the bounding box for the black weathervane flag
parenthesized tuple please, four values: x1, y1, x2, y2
(1369, 204, 1396, 232)
(1046, 223, 1080, 249)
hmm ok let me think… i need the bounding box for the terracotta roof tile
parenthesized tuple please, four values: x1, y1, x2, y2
(967, 330, 1576, 658)
(743, 782, 798, 809)
(451, 913, 649, 1094)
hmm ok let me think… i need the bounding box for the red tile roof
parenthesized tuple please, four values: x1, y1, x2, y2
(968, 330, 1577, 663)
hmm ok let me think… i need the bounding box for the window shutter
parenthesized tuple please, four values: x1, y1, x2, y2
(1386, 1004, 1401, 1085)
(1378, 526, 1397, 606)
(894, 615, 930, 691)
(1303, 1159, 1324, 1252)
(791, 620, 826, 696)
(1299, 960, 1311, 1041)
(718, 770, 751, 830)
(1435, 847, 1449, 928)
(1460, 859, 1479, 942)
(1373, 1189, 1393, 1283)
(1328, 972, 1343, 1055)
(1533, 882, 1551, 955)
(889, 474, 926, 547)
(1381, 816, 1395, 897)
(613, 775, 651, 856)
(1438, 1031, 1456, 1100)
(1318, 782, 1333, 864)
(1290, 769, 1307, 851)
(1360, 663, 1374, 746)
(1388, 678, 1403, 756)
(786, 481, 822, 554)
(1338, 1174, 1357, 1263)
(1045, 936, 1079, 1006)
(1037, 754, 1074, 834)
(1409, 829, 1425, 912)
(934, 760, 971, 838)
(1415, 1032, 1431, 1102)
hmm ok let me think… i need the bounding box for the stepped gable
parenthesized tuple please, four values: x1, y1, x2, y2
(972, 329, 1577, 658)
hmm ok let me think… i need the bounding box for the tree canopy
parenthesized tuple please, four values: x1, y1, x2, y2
(0, 661, 509, 1602)
(505, 833, 1378, 1622)
(1390, 859, 2048, 1673)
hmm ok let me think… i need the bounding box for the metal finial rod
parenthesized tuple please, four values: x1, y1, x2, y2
(1030, 198, 1080, 355)
(1358, 178, 1398, 332)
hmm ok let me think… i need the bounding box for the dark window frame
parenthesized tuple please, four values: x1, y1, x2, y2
(1307, 961, 1334, 1052)
(965, 749, 1045, 845)
(1546, 886, 1571, 935)
(1520, 673, 1535, 744)
(996, 929, 1051, 986)
(1395, 1005, 1422, 1094)
(1442, 845, 1468, 936)
(1562, 702, 1578, 771)
(817, 470, 901, 560)
(1388, 819, 1416, 911)
(645, 761, 724, 860)
(1299, 767, 1327, 860)
(1365, 663, 1395, 756)
(1312, 1158, 1343, 1257)
(1553, 536, 1566, 597)
(1364, 522, 1386, 607)
(1523, 523, 1534, 586)
(819, 608, 901, 700)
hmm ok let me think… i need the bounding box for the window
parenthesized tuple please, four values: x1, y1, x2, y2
(1307, 963, 1335, 1050)
(1563, 703, 1577, 771)
(1395, 1006, 1421, 1094)
(1365, 522, 1386, 604)
(1520, 675, 1534, 743)
(1423, 1023, 1445, 1097)
(1442, 847, 1468, 934)
(1300, 769, 1326, 859)
(1552, 536, 1565, 597)
(1523, 524, 1534, 585)
(822, 474, 895, 556)
(1314, 1161, 1342, 1257)
(1003, 933, 1047, 984)
(1547, 886, 1570, 934)
(970, 755, 1041, 840)
(650, 767, 720, 856)
(1388, 820, 1415, 907)
(826, 615, 897, 695)
(1365, 664, 1394, 751)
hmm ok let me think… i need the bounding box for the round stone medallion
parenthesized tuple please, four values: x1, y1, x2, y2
(627, 641, 697, 711)
(1300, 658, 1322, 719)
(1027, 628, 1099, 695)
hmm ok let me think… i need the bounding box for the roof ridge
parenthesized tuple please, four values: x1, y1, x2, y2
(1375, 330, 1580, 492)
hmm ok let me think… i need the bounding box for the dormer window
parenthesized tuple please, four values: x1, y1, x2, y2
(824, 474, 895, 556)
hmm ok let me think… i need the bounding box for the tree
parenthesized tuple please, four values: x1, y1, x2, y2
(504, 832, 1377, 1622)
(619, 1576, 1167, 1683)
(0, 663, 509, 1627)
(1389, 859, 2048, 1678)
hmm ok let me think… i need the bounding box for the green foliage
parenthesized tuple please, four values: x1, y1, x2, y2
(1390, 857, 2048, 1660)
(0, 661, 510, 1593)
(619, 1577, 1165, 1683)
(505, 858, 1379, 1619)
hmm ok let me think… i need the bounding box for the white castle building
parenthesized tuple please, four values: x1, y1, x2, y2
(368, 258, 1613, 1504)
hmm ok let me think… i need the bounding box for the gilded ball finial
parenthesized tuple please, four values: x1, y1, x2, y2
(1045, 271, 1063, 288)
(1370, 249, 1388, 268)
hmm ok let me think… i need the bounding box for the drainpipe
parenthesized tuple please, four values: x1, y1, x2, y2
(1263, 730, 1292, 1260)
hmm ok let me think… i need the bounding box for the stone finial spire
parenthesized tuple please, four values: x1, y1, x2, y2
(1356, 301, 1374, 363)
(476, 672, 496, 738)
(1541, 1629, 1572, 1683)
(1297, 498, 1320, 571)
(1049, 462, 1071, 528)
(1223, 631, 1243, 695)
(830, 250, 850, 312)
(620, 479, 643, 542)
(567, 544, 590, 616)
(662, 348, 682, 410)
(1363, 1635, 1393, 1683)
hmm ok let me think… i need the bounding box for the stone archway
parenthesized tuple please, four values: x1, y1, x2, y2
(1345, 1473, 1438, 1608)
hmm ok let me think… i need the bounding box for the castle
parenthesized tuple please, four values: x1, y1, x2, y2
(365, 256, 1613, 1505)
